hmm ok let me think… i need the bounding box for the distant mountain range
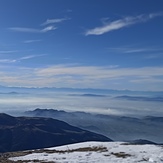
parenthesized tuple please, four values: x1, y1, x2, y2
(114, 95, 163, 102)
(24, 108, 163, 144)
(68, 94, 163, 102)
(69, 93, 107, 97)
(1, 85, 163, 96)
(0, 91, 21, 95)
(0, 113, 111, 153)
(127, 139, 157, 145)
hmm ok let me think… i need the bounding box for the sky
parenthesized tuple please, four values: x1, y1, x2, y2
(0, 0, 163, 91)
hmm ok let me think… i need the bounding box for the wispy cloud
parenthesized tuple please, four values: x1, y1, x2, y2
(24, 40, 42, 43)
(107, 46, 163, 54)
(9, 17, 70, 33)
(9, 26, 57, 33)
(85, 13, 163, 36)
(145, 53, 163, 59)
(107, 47, 150, 53)
(131, 77, 163, 83)
(0, 59, 16, 63)
(9, 27, 40, 33)
(123, 48, 152, 54)
(19, 54, 46, 60)
(33, 65, 163, 90)
(0, 54, 46, 63)
(1, 64, 163, 90)
(41, 17, 70, 26)
(41, 26, 57, 32)
(36, 65, 163, 79)
(0, 50, 18, 54)
(107, 45, 163, 60)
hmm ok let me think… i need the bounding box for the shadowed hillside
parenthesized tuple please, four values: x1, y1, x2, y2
(0, 113, 112, 153)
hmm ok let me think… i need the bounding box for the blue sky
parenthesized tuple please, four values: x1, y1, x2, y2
(0, 0, 163, 91)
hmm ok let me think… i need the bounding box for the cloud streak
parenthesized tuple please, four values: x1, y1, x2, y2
(0, 54, 46, 63)
(19, 54, 46, 60)
(107, 46, 163, 54)
(1, 64, 163, 90)
(85, 13, 163, 35)
(24, 40, 42, 43)
(9, 17, 70, 33)
(36, 65, 163, 79)
(0, 59, 16, 63)
(9, 26, 57, 33)
(0, 50, 18, 54)
(41, 17, 70, 26)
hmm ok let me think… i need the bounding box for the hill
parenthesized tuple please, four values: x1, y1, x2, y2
(0, 113, 112, 153)
(25, 108, 163, 143)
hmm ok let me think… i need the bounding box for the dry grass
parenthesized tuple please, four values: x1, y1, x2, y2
(65, 146, 108, 153)
(34, 145, 108, 154)
(0, 151, 33, 163)
(111, 152, 132, 158)
(1, 145, 108, 162)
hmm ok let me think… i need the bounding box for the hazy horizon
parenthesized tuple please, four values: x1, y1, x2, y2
(0, 87, 162, 117)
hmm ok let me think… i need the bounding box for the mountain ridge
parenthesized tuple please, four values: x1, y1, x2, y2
(0, 113, 112, 153)
(1, 85, 163, 95)
(24, 108, 163, 144)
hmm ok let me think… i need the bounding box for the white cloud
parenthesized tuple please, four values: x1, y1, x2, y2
(85, 13, 163, 36)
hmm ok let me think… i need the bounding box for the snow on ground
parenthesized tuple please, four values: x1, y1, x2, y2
(9, 141, 163, 163)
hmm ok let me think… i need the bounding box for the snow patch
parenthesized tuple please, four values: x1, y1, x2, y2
(9, 141, 163, 163)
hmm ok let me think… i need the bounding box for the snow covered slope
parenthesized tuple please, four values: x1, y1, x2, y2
(9, 141, 163, 163)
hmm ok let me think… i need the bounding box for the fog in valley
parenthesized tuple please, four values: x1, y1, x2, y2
(0, 90, 162, 117)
